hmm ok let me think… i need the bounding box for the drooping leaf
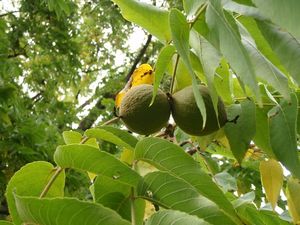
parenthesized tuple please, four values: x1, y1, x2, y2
(134, 137, 240, 224)
(223, 0, 264, 19)
(151, 45, 176, 105)
(252, 0, 300, 40)
(224, 100, 256, 163)
(237, 22, 290, 100)
(253, 106, 274, 158)
(190, 30, 222, 118)
(145, 209, 212, 225)
(14, 195, 131, 225)
(63, 130, 82, 144)
(170, 8, 207, 128)
(259, 159, 283, 210)
(206, 0, 260, 102)
(111, 0, 171, 43)
(286, 177, 300, 224)
(138, 171, 238, 225)
(85, 126, 138, 151)
(183, 0, 206, 20)
(6, 162, 65, 225)
(214, 172, 238, 192)
(257, 21, 300, 85)
(268, 93, 300, 178)
(54, 144, 141, 186)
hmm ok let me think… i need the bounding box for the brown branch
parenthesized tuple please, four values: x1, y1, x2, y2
(0, 11, 19, 18)
(125, 34, 152, 81)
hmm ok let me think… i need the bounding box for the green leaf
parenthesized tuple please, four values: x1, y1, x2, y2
(138, 172, 238, 225)
(286, 177, 300, 224)
(183, 0, 206, 20)
(206, 0, 260, 102)
(236, 203, 291, 225)
(268, 93, 300, 178)
(111, 0, 171, 43)
(54, 144, 141, 186)
(257, 21, 300, 85)
(6, 162, 65, 225)
(151, 45, 176, 105)
(190, 30, 222, 118)
(253, 106, 274, 158)
(0, 221, 14, 225)
(252, 0, 300, 40)
(224, 100, 256, 163)
(170, 8, 207, 128)
(259, 159, 283, 210)
(214, 172, 238, 192)
(134, 137, 240, 224)
(238, 22, 290, 100)
(63, 130, 82, 144)
(223, 0, 264, 19)
(173, 57, 192, 92)
(14, 195, 131, 225)
(145, 209, 212, 225)
(85, 126, 138, 151)
(93, 176, 145, 225)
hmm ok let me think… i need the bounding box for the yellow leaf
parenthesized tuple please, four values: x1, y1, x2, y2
(120, 148, 134, 165)
(131, 64, 154, 87)
(259, 159, 283, 210)
(286, 177, 300, 224)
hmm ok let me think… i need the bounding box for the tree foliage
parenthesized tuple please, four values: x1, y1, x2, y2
(1, 0, 300, 224)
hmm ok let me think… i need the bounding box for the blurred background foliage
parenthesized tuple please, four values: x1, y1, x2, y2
(0, 0, 183, 217)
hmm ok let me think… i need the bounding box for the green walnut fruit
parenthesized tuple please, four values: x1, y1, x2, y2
(170, 85, 227, 136)
(119, 84, 171, 135)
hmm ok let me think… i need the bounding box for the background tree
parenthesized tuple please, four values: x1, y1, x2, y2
(0, 0, 300, 224)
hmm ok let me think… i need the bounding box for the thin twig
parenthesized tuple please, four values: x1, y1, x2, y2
(130, 187, 136, 225)
(170, 54, 180, 94)
(190, 2, 208, 27)
(101, 117, 120, 126)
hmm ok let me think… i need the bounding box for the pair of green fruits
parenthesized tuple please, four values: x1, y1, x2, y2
(118, 84, 227, 136)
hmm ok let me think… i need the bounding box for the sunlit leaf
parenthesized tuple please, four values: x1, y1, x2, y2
(112, 0, 171, 43)
(183, 0, 206, 20)
(14, 195, 131, 225)
(85, 126, 138, 151)
(259, 159, 283, 209)
(63, 130, 82, 144)
(151, 45, 176, 105)
(6, 162, 65, 225)
(54, 144, 141, 186)
(286, 177, 300, 224)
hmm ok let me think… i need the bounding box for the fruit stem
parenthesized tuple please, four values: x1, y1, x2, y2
(170, 54, 180, 94)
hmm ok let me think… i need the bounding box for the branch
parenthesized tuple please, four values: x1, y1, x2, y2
(125, 34, 152, 81)
(0, 11, 19, 18)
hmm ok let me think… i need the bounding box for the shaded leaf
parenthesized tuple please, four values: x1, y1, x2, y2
(170, 9, 207, 128)
(6, 162, 65, 225)
(268, 93, 300, 178)
(0, 221, 14, 225)
(54, 144, 141, 186)
(138, 171, 238, 225)
(206, 0, 260, 101)
(151, 45, 176, 105)
(14, 195, 131, 225)
(260, 159, 283, 209)
(286, 177, 300, 224)
(183, 0, 206, 20)
(214, 172, 237, 192)
(252, 0, 300, 40)
(112, 0, 171, 43)
(134, 137, 240, 223)
(85, 126, 138, 151)
(257, 21, 300, 85)
(224, 100, 256, 163)
(145, 209, 211, 225)
(223, 0, 264, 19)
